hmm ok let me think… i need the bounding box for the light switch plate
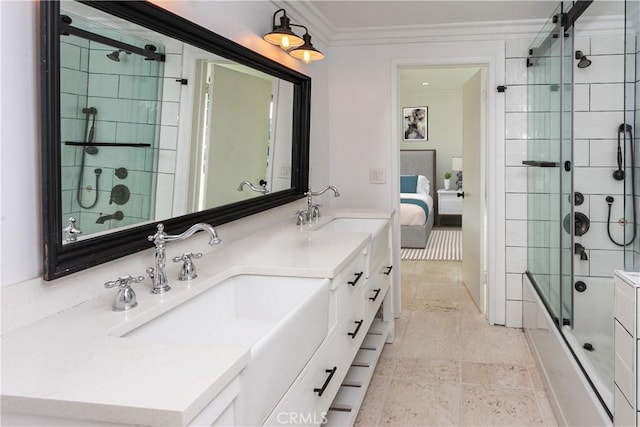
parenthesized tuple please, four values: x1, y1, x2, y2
(369, 168, 386, 184)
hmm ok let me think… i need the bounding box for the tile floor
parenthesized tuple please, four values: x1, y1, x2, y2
(355, 260, 558, 426)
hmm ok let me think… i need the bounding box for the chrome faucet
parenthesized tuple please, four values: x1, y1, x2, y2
(104, 275, 144, 311)
(147, 223, 222, 294)
(296, 186, 340, 225)
(237, 180, 269, 195)
(63, 217, 83, 242)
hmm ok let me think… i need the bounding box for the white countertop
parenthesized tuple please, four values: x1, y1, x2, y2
(1, 210, 391, 425)
(615, 270, 640, 287)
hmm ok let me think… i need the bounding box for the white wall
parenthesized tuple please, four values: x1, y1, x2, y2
(400, 92, 463, 191)
(327, 39, 506, 323)
(0, 1, 330, 288)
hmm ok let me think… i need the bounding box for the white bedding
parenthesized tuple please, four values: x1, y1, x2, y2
(400, 193, 433, 226)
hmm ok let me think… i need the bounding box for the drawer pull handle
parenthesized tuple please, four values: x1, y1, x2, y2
(383, 266, 393, 275)
(348, 319, 364, 339)
(348, 272, 364, 286)
(369, 288, 381, 301)
(314, 367, 337, 397)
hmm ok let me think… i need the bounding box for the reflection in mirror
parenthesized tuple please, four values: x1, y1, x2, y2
(179, 47, 294, 213)
(42, 0, 310, 279)
(60, 4, 165, 239)
(57, 1, 295, 243)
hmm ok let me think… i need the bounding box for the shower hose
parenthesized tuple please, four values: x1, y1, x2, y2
(76, 108, 101, 209)
(606, 124, 636, 246)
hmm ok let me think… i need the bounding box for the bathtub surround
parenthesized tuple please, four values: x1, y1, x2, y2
(520, 2, 632, 422)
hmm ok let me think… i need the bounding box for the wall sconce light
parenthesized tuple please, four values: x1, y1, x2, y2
(263, 9, 324, 63)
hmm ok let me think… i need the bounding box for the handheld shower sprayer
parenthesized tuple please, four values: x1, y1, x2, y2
(613, 124, 632, 181)
(606, 123, 637, 246)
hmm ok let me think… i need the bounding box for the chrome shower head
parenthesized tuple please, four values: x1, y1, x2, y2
(106, 49, 131, 62)
(575, 51, 592, 69)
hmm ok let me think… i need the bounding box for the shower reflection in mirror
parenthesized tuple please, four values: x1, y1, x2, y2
(60, 9, 165, 242)
(57, 2, 298, 246)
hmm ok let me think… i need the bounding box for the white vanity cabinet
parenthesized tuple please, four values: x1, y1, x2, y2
(2, 212, 395, 427)
(613, 271, 639, 427)
(266, 218, 394, 426)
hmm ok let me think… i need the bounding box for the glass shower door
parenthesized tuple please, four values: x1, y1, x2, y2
(526, 5, 567, 324)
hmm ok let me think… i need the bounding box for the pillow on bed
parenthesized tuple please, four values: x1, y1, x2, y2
(417, 175, 430, 195)
(400, 175, 418, 193)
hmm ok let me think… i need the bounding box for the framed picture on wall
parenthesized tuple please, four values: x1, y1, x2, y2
(403, 106, 428, 141)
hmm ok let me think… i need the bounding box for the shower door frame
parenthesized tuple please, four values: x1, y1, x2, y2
(524, 0, 614, 419)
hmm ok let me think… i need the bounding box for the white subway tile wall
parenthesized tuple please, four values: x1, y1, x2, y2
(504, 39, 531, 328)
(504, 34, 627, 327)
(59, 30, 182, 234)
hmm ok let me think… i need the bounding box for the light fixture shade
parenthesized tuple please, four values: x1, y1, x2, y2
(288, 33, 324, 63)
(451, 156, 463, 171)
(263, 12, 304, 50)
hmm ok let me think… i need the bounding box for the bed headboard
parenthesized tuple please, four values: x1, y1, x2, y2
(400, 149, 437, 211)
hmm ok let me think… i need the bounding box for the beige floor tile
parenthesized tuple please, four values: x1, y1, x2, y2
(358, 260, 557, 427)
(374, 356, 398, 377)
(381, 311, 412, 358)
(535, 389, 559, 426)
(381, 379, 460, 426)
(393, 358, 430, 381)
(462, 384, 544, 426)
(462, 361, 495, 385)
(494, 363, 533, 388)
(401, 310, 461, 359)
(427, 359, 461, 384)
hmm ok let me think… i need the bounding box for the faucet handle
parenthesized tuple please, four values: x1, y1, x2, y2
(104, 275, 144, 311)
(172, 252, 202, 281)
(295, 209, 308, 226)
(64, 217, 83, 243)
(104, 275, 145, 289)
(311, 204, 323, 221)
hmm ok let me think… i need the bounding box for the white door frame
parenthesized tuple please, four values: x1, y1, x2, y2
(390, 55, 506, 325)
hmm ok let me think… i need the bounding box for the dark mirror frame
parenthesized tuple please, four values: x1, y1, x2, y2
(42, 0, 311, 280)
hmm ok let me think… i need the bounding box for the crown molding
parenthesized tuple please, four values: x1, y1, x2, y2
(328, 19, 546, 47)
(270, 1, 625, 48)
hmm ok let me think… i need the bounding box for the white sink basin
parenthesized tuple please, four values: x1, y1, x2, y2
(123, 274, 330, 426)
(315, 217, 390, 268)
(314, 217, 387, 235)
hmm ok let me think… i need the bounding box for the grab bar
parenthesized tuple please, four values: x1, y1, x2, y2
(522, 160, 559, 167)
(65, 142, 151, 148)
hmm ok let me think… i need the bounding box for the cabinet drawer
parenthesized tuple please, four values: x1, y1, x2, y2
(614, 320, 635, 404)
(333, 251, 367, 317)
(614, 276, 635, 336)
(364, 264, 392, 325)
(269, 329, 343, 426)
(340, 294, 366, 361)
(267, 293, 365, 426)
(439, 198, 462, 215)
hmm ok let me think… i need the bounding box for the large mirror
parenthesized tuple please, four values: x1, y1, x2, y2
(42, 0, 311, 280)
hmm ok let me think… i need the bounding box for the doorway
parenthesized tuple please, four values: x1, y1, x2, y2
(397, 64, 488, 316)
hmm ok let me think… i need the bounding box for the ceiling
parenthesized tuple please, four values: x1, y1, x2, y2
(307, 1, 623, 31)
(400, 67, 481, 97)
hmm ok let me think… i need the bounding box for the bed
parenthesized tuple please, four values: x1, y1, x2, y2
(400, 150, 436, 248)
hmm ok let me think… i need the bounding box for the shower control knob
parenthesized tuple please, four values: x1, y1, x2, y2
(574, 281, 587, 292)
